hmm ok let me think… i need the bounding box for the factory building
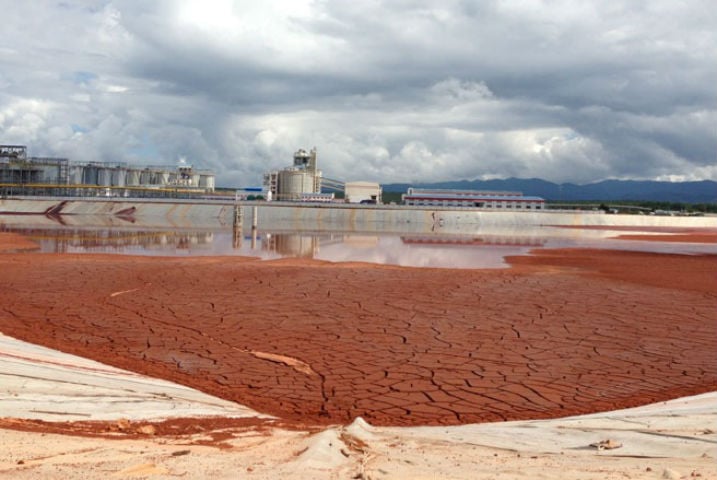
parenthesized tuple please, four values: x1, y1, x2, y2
(263, 148, 332, 202)
(344, 181, 382, 204)
(1, 145, 215, 192)
(402, 188, 545, 210)
(0, 145, 69, 184)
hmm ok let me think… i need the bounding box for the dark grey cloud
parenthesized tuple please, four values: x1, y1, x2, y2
(0, 0, 715, 186)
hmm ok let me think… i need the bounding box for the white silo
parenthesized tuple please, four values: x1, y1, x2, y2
(199, 173, 215, 191)
(83, 165, 99, 185)
(126, 168, 140, 186)
(68, 165, 83, 185)
(278, 169, 315, 200)
(98, 167, 112, 186)
(112, 168, 127, 187)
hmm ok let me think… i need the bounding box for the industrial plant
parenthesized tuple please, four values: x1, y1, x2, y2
(263, 148, 333, 202)
(402, 188, 545, 210)
(3, 143, 548, 210)
(262, 148, 382, 204)
(0, 145, 216, 194)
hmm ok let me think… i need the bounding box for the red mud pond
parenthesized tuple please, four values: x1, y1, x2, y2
(1, 221, 715, 269)
(1, 230, 715, 427)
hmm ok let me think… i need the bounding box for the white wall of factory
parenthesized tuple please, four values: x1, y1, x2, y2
(345, 181, 382, 203)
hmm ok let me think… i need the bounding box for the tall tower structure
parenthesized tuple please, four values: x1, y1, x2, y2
(293, 147, 318, 172)
(264, 147, 323, 201)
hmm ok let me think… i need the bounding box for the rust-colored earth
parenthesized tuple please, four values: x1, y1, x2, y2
(0, 235, 715, 427)
(553, 225, 717, 244)
(615, 232, 717, 243)
(0, 232, 41, 252)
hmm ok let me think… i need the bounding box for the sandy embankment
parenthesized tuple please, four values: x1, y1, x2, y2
(0, 231, 716, 478)
(1, 333, 715, 480)
(554, 225, 717, 244)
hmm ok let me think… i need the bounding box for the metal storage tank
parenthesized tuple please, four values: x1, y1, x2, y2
(159, 171, 170, 185)
(198, 173, 215, 190)
(191, 173, 201, 187)
(68, 165, 83, 185)
(97, 167, 112, 186)
(126, 169, 140, 186)
(278, 169, 316, 200)
(140, 170, 152, 185)
(83, 166, 99, 185)
(112, 168, 126, 187)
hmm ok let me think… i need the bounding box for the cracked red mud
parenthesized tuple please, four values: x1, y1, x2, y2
(0, 246, 715, 427)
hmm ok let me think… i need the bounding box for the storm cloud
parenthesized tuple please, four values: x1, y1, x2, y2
(1, 0, 715, 186)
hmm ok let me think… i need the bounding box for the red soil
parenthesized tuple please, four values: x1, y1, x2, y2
(0, 239, 715, 427)
(615, 233, 717, 243)
(552, 225, 717, 243)
(0, 232, 39, 252)
(0, 416, 314, 445)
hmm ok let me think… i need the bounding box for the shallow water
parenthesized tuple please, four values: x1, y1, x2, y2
(1, 216, 714, 269)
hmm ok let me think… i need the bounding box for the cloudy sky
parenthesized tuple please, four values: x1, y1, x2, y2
(1, 1, 715, 187)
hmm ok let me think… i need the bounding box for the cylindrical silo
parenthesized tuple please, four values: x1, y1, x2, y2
(69, 165, 83, 185)
(96, 167, 111, 186)
(112, 168, 126, 187)
(199, 174, 216, 191)
(126, 169, 140, 186)
(278, 169, 315, 200)
(83, 166, 99, 185)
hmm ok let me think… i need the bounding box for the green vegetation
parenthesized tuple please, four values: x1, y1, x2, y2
(625, 201, 717, 213)
(546, 200, 717, 214)
(381, 191, 404, 204)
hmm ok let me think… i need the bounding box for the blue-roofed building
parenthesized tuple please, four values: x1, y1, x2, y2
(402, 188, 545, 210)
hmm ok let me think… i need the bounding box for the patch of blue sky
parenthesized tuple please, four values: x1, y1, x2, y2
(72, 71, 97, 86)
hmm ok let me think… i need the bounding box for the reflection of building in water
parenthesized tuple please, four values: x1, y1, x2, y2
(0, 226, 214, 253)
(174, 232, 214, 250)
(261, 233, 345, 258)
(401, 235, 546, 247)
(342, 235, 379, 248)
(262, 233, 320, 258)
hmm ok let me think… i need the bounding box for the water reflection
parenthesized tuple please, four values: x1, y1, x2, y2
(1, 218, 714, 269)
(0, 226, 216, 254)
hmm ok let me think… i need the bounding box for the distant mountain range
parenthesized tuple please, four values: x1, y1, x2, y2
(381, 178, 717, 203)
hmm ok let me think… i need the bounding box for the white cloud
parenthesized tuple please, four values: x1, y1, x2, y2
(0, 0, 714, 187)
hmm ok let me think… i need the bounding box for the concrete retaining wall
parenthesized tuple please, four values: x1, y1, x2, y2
(1, 198, 715, 233)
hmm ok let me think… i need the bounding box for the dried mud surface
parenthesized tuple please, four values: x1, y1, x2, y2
(0, 241, 715, 427)
(553, 225, 717, 244)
